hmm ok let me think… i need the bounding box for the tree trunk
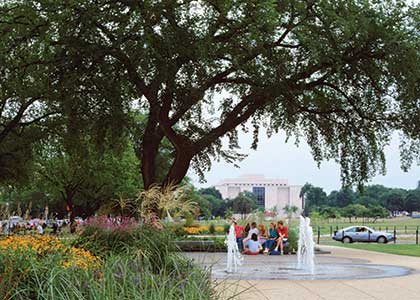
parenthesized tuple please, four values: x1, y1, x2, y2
(65, 194, 74, 222)
(140, 121, 163, 190)
(141, 141, 160, 190)
(162, 151, 192, 188)
(62, 187, 76, 223)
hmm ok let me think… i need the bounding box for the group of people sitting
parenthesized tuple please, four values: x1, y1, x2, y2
(234, 220, 288, 255)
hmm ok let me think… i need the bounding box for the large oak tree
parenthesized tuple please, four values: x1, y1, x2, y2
(1, 0, 420, 190)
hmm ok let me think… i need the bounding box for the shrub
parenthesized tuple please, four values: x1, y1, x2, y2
(288, 227, 298, 253)
(185, 212, 194, 227)
(84, 215, 139, 230)
(167, 223, 187, 237)
(73, 224, 178, 273)
(215, 226, 225, 233)
(223, 223, 230, 234)
(209, 223, 216, 234)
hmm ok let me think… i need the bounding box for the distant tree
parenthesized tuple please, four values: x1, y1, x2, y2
(366, 205, 389, 220)
(380, 190, 406, 214)
(200, 194, 223, 217)
(199, 187, 222, 200)
(300, 183, 328, 214)
(320, 206, 341, 221)
(309, 211, 322, 223)
(328, 188, 356, 208)
(404, 190, 420, 213)
(224, 207, 234, 220)
(193, 196, 212, 220)
(30, 133, 142, 219)
(231, 192, 257, 218)
(283, 205, 299, 226)
(341, 204, 368, 222)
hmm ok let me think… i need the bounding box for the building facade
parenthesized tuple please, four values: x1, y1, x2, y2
(215, 174, 303, 216)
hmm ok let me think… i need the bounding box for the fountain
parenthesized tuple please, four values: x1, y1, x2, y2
(188, 217, 412, 281)
(225, 222, 242, 273)
(297, 216, 315, 273)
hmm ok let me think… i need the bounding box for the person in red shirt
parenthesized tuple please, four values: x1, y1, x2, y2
(275, 220, 288, 255)
(234, 220, 244, 251)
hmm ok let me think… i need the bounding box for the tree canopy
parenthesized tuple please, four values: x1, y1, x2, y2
(230, 191, 258, 217)
(301, 182, 420, 220)
(0, 0, 419, 192)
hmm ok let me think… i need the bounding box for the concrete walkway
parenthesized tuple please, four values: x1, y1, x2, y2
(218, 245, 420, 300)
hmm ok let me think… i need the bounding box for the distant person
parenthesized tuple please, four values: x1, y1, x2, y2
(233, 220, 244, 252)
(52, 222, 59, 234)
(70, 220, 77, 234)
(257, 224, 267, 248)
(264, 222, 278, 253)
(242, 233, 260, 255)
(36, 222, 43, 235)
(244, 223, 250, 237)
(274, 220, 288, 255)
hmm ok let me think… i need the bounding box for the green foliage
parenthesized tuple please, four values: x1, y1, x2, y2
(224, 208, 234, 219)
(201, 194, 226, 217)
(209, 223, 216, 235)
(199, 187, 222, 200)
(2, 0, 419, 190)
(283, 205, 299, 217)
(4, 137, 142, 218)
(224, 223, 230, 234)
(381, 190, 406, 213)
(73, 225, 177, 272)
(1, 251, 216, 300)
(288, 228, 298, 253)
(309, 211, 323, 223)
(341, 204, 369, 222)
(174, 236, 227, 252)
(301, 183, 328, 213)
(366, 205, 389, 218)
(166, 223, 187, 238)
(303, 183, 420, 221)
(404, 190, 420, 212)
(230, 192, 258, 217)
(184, 213, 194, 227)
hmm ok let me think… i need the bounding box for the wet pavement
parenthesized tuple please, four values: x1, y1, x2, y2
(185, 252, 413, 280)
(184, 245, 420, 300)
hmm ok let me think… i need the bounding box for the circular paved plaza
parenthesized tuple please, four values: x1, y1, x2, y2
(185, 245, 420, 300)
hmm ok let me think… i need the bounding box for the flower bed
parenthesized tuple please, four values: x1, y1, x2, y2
(0, 235, 101, 270)
(183, 226, 225, 235)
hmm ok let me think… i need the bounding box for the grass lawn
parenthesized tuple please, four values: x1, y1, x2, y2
(312, 217, 420, 235)
(198, 216, 420, 235)
(336, 243, 420, 257)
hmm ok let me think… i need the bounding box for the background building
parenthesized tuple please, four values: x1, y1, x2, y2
(215, 174, 303, 216)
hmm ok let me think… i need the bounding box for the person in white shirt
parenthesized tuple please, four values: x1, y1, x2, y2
(243, 222, 259, 244)
(36, 222, 43, 235)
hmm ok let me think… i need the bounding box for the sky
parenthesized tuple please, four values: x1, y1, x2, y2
(189, 129, 419, 193)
